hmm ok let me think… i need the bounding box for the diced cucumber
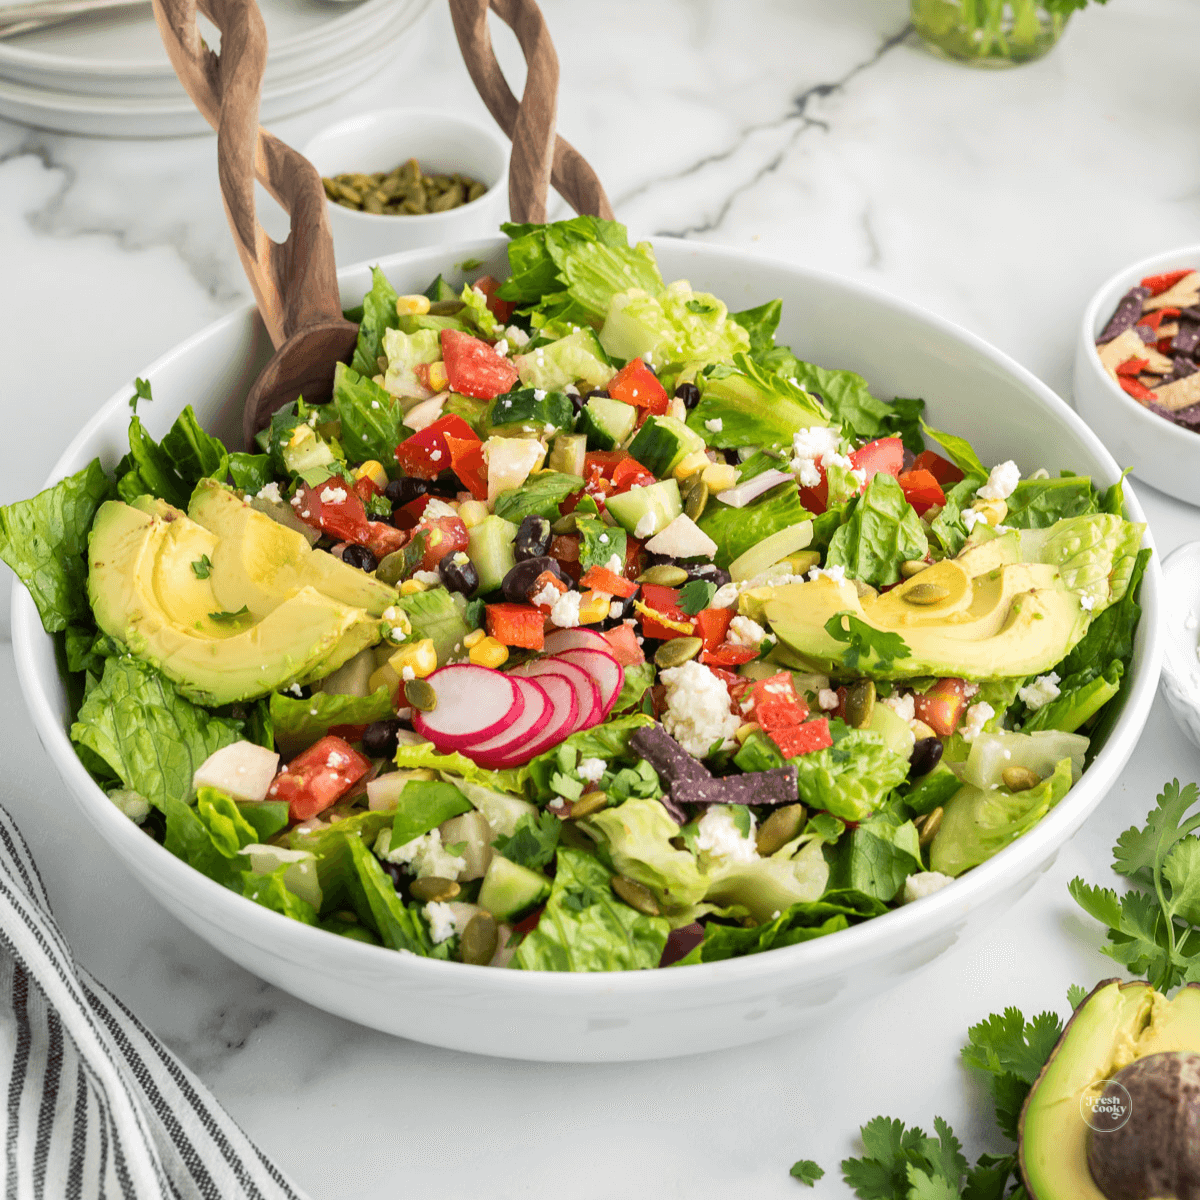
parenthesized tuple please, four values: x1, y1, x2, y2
(548, 432, 588, 478)
(514, 327, 615, 392)
(867, 701, 916, 758)
(728, 521, 813, 582)
(605, 479, 682, 538)
(467, 515, 518, 593)
(627, 414, 707, 478)
(423, 274, 460, 303)
(485, 387, 575, 436)
(577, 395, 638, 451)
(477, 854, 551, 921)
(281, 424, 337, 476)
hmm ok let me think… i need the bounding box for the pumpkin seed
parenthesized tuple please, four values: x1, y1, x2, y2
(404, 678, 437, 712)
(1002, 766, 1041, 793)
(323, 159, 486, 217)
(900, 559, 931, 578)
(755, 803, 806, 857)
(903, 582, 951, 606)
(459, 912, 498, 965)
(844, 679, 876, 729)
(611, 875, 660, 916)
(570, 791, 609, 819)
(409, 876, 460, 902)
(428, 299, 465, 317)
(655, 637, 703, 669)
(551, 514, 579, 535)
(852, 578, 878, 601)
(918, 806, 944, 847)
(638, 563, 689, 586)
(685, 479, 709, 522)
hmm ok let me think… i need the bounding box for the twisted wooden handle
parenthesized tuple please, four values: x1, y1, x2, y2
(449, 0, 612, 224)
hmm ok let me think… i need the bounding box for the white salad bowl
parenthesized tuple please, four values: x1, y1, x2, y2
(1074, 244, 1200, 508)
(13, 238, 1164, 1062)
(1158, 540, 1200, 755)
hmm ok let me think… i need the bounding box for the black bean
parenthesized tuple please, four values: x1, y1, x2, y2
(385, 476, 431, 508)
(909, 737, 944, 778)
(514, 514, 552, 561)
(380, 860, 407, 892)
(502, 556, 569, 603)
(438, 552, 479, 596)
(362, 719, 404, 758)
(644, 553, 730, 588)
(342, 544, 377, 572)
(674, 382, 701, 409)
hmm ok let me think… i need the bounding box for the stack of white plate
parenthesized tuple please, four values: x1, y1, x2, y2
(0, 0, 431, 137)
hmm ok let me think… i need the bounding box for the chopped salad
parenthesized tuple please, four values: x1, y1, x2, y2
(1, 217, 1148, 972)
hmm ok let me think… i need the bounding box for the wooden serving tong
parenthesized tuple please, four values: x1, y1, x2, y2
(149, 0, 613, 450)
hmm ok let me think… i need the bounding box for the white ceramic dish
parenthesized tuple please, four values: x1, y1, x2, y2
(301, 109, 509, 268)
(12, 238, 1164, 1062)
(1159, 540, 1200, 754)
(1074, 244, 1200, 508)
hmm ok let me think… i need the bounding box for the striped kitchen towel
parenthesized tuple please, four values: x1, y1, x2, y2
(0, 803, 309, 1200)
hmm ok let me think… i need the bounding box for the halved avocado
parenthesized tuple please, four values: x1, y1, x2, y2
(1019, 979, 1200, 1199)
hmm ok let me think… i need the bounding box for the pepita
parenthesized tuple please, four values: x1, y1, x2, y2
(852, 578, 878, 601)
(404, 678, 437, 712)
(638, 564, 689, 587)
(844, 679, 876, 729)
(570, 791, 610, 819)
(409, 876, 460, 902)
(1002, 766, 1042, 793)
(551, 514, 579, 536)
(323, 159, 486, 217)
(459, 912, 498, 966)
(685, 479, 709, 522)
(611, 875, 661, 916)
(655, 637, 703, 669)
(900, 559, 931, 578)
(902, 581, 951, 606)
(755, 804, 806, 857)
(918, 806, 944, 847)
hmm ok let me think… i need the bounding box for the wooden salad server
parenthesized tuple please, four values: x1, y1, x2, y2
(149, 0, 613, 450)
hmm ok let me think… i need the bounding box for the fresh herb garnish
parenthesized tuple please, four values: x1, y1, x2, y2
(825, 612, 909, 672)
(191, 554, 212, 579)
(788, 1159, 824, 1186)
(677, 578, 717, 614)
(128, 377, 152, 413)
(685, 298, 716, 314)
(493, 812, 561, 870)
(208, 605, 250, 624)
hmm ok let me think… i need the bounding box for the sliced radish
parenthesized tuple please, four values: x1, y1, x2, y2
(412, 665, 523, 750)
(543, 628, 617, 658)
(514, 658, 603, 733)
(553, 648, 624, 717)
(465, 678, 550, 765)
(486, 673, 579, 766)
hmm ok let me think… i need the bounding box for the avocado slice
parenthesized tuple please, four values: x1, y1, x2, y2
(1019, 979, 1200, 1199)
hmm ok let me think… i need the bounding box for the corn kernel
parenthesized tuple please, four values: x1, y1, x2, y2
(287, 424, 313, 449)
(463, 628, 487, 649)
(972, 498, 1008, 527)
(395, 294, 431, 316)
(469, 637, 509, 668)
(427, 361, 449, 392)
(577, 590, 611, 625)
(734, 721, 761, 745)
(353, 459, 388, 490)
(701, 463, 739, 492)
(673, 450, 710, 480)
(400, 578, 428, 596)
(458, 499, 490, 528)
(389, 638, 437, 678)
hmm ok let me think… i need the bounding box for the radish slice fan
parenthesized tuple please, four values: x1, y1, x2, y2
(411, 665, 523, 750)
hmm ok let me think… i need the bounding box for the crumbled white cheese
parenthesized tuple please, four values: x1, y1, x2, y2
(401, 666, 416, 682)
(429, 449, 442, 463)
(705, 418, 724, 433)
(728, 616, 767, 648)
(1018, 673, 1061, 711)
(881, 692, 915, 722)
(695, 806, 758, 864)
(978, 460, 1021, 502)
(807, 564, 847, 583)
(710, 582, 740, 609)
(901, 872, 955, 904)
(633, 511, 658, 540)
(962, 507, 986, 532)
(608, 600, 625, 620)
(660, 660, 741, 758)
(493, 338, 509, 358)
(1080, 594, 1096, 612)
(549, 589, 583, 629)
(319, 485, 347, 504)
(255, 482, 282, 503)
(425, 901, 457, 944)
(412, 570, 442, 586)
(606, 554, 624, 574)
(790, 425, 845, 487)
(422, 498, 458, 520)
(960, 702, 995, 743)
(818, 688, 840, 711)
(505, 325, 530, 348)
(385, 828, 466, 879)
(577, 757, 606, 783)
(530, 582, 563, 609)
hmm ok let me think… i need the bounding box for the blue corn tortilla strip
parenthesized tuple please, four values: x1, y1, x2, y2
(1135, 323, 1156, 344)
(1172, 320, 1200, 356)
(1099, 286, 1151, 343)
(1172, 356, 1199, 381)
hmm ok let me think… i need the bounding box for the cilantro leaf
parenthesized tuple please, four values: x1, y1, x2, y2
(825, 611, 909, 672)
(208, 605, 250, 624)
(128, 377, 153, 413)
(492, 812, 561, 870)
(191, 554, 212, 579)
(1112, 779, 1200, 887)
(1067, 983, 1088, 1010)
(789, 1159, 824, 1187)
(678, 578, 716, 615)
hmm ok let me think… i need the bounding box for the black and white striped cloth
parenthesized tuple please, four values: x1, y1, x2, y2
(0, 804, 309, 1200)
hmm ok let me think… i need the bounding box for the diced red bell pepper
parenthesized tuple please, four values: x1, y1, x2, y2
(440, 328, 519, 400)
(392, 495, 432, 531)
(1139, 308, 1179, 331)
(700, 642, 757, 667)
(292, 478, 370, 545)
(637, 584, 696, 640)
(267, 735, 371, 823)
(419, 514, 470, 571)
(769, 718, 832, 758)
(608, 358, 669, 414)
(353, 475, 383, 505)
(1118, 376, 1158, 404)
(798, 471, 829, 515)
(1141, 269, 1193, 296)
(694, 607, 733, 652)
(897, 468, 946, 516)
(751, 673, 809, 731)
(610, 456, 657, 492)
(364, 521, 406, 560)
(472, 275, 516, 323)
(912, 677, 971, 737)
(849, 436, 904, 483)
(602, 622, 645, 666)
(578, 565, 639, 599)
(444, 433, 488, 501)
(485, 603, 545, 650)
(1157, 339, 1175, 356)
(1115, 357, 1149, 378)
(395, 414, 479, 481)
(911, 450, 965, 486)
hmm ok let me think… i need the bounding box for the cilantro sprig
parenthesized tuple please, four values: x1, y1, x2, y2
(191, 554, 212, 579)
(678, 578, 716, 615)
(825, 611, 909, 672)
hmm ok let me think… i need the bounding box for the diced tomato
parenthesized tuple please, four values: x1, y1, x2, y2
(798, 471, 828, 515)
(485, 603, 545, 650)
(472, 275, 516, 323)
(393, 494, 432, 531)
(610, 456, 657, 492)
(419, 514, 470, 571)
(582, 451, 657, 499)
(911, 450, 965, 487)
(751, 673, 809, 731)
(897, 468, 945, 516)
(769, 718, 832, 758)
(694, 607, 733, 652)
(440, 328, 519, 400)
(268, 735, 370, 822)
(602, 622, 645, 667)
(292, 478, 370, 545)
(364, 521, 406, 560)
(1118, 376, 1158, 404)
(608, 358, 669, 414)
(395, 414, 479, 480)
(1115, 357, 1149, 378)
(353, 475, 382, 505)
(912, 677, 971, 737)
(578, 565, 639, 598)
(1141, 269, 1193, 296)
(444, 433, 488, 501)
(849, 436, 904, 483)
(700, 642, 757, 667)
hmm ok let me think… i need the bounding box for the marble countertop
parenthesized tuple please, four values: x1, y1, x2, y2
(2, 1, 1199, 1194)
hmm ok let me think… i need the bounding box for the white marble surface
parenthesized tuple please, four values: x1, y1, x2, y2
(2, 0, 1199, 1194)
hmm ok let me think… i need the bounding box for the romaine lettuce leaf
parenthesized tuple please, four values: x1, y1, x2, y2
(824, 813, 922, 902)
(929, 475, 984, 557)
(697, 482, 810, 570)
(390, 779, 472, 846)
(286, 808, 394, 913)
(119, 407, 228, 509)
(393, 742, 527, 796)
(703, 840, 831, 923)
(1020, 661, 1123, 734)
(227, 452, 273, 494)
(826, 472, 928, 587)
(458, 282, 503, 339)
(333, 361, 411, 466)
(394, 586, 471, 663)
(0, 459, 113, 633)
(269, 686, 394, 756)
(921, 421, 986, 480)
(1023, 513, 1145, 614)
(351, 265, 401, 377)
(784, 361, 892, 443)
(163, 787, 256, 889)
(1059, 547, 1149, 677)
(493, 471, 583, 523)
(343, 834, 442, 955)
(241, 865, 318, 925)
(382, 327, 441, 399)
(730, 299, 781, 354)
(524, 714, 656, 799)
(612, 661, 655, 714)
(1003, 474, 1099, 529)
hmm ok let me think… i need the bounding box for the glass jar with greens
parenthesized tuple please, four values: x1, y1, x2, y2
(911, 0, 1096, 67)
